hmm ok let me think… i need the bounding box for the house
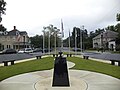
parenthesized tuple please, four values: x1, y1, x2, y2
(93, 30, 118, 51)
(0, 26, 31, 51)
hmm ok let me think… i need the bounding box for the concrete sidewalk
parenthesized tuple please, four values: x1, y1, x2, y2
(0, 61, 120, 90)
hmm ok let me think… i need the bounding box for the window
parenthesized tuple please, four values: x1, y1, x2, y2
(16, 31, 20, 36)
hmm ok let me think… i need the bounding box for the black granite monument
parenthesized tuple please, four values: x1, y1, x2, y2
(52, 52, 70, 86)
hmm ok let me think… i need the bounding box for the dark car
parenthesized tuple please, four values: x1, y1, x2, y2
(33, 48, 42, 52)
(72, 48, 83, 52)
(2, 49, 17, 54)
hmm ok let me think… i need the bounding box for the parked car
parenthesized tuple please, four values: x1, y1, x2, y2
(72, 48, 83, 52)
(33, 48, 42, 52)
(1, 49, 17, 54)
(18, 48, 33, 53)
(43, 48, 53, 53)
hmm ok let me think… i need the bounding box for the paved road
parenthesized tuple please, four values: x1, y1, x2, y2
(82, 52, 120, 61)
(0, 52, 43, 63)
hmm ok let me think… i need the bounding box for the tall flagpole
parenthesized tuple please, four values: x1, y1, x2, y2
(42, 30, 45, 54)
(75, 27, 77, 55)
(55, 31, 56, 54)
(69, 29, 70, 54)
(48, 30, 50, 54)
(81, 25, 84, 53)
(61, 19, 64, 52)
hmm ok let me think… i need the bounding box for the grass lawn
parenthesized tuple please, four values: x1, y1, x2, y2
(67, 57, 120, 79)
(0, 57, 54, 81)
(0, 56, 120, 81)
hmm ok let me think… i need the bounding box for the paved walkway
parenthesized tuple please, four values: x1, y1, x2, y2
(0, 61, 120, 90)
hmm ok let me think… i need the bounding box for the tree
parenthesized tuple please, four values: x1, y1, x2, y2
(116, 13, 120, 21)
(95, 28, 104, 36)
(0, 0, 6, 22)
(106, 25, 114, 31)
(67, 27, 89, 49)
(43, 24, 60, 48)
(0, 24, 6, 32)
(30, 25, 61, 49)
(30, 35, 43, 48)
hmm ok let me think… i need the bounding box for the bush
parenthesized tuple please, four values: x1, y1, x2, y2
(116, 45, 120, 51)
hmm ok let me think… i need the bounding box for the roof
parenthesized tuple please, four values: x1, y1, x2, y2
(0, 26, 27, 36)
(93, 30, 118, 40)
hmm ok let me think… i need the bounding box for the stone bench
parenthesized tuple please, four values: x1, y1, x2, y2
(83, 55, 89, 60)
(110, 60, 120, 66)
(2, 60, 15, 66)
(53, 54, 58, 57)
(66, 54, 72, 57)
(36, 55, 42, 59)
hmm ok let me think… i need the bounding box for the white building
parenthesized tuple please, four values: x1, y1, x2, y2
(0, 26, 31, 51)
(93, 30, 118, 51)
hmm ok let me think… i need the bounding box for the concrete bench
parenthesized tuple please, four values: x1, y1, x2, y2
(53, 54, 58, 57)
(110, 60, 120, 66)
(83, 55, 89, 60)
(67, 54, 72, 57)
(36, 55, 42, 59)
(2, 60, 15, 66)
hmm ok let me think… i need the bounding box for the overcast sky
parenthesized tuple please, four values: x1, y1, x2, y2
(1, 0, 120, 38)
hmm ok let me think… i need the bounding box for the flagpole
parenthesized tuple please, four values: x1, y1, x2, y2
(61, 19, 64, 52)
(81, 25, 84, 53)
(48, 31, 50, 54)
(75, 28, 77, 55)
(69, 29, 70, 54)
(42, 30, 45, 54)
(55, 31, 56, 54)
(61, 34, 63, 52)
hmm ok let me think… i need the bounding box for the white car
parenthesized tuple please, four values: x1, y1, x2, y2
(18, 48, 33, 53)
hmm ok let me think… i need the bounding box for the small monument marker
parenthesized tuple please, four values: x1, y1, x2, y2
(52, 52, 70, 86)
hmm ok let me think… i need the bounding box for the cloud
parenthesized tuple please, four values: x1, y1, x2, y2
(1, 0, 120, 39)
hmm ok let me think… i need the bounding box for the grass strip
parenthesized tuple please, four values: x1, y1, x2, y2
(0, 56, 120, 81)
(67, 57, 120, 79)
(0, 57, 54, 81)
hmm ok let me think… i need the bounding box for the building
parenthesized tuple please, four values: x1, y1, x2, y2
(0, 26, 31, 51)
(93, 30, 118, 51)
